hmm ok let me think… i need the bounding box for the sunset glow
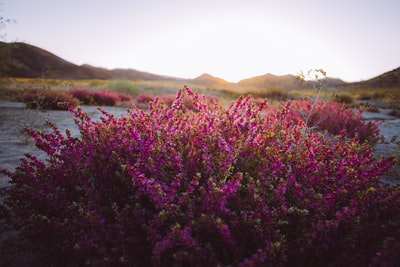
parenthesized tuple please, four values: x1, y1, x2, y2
(3, 0, 400, 82)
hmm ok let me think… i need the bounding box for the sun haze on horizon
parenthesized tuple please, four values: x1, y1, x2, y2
(3, 0, 400, 83)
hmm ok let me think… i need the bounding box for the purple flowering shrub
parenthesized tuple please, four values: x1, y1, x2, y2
(1, 86, 399, 266)
(276, 99, 381, 144)
(135, 92, 220, 111)
(20, 88, 79, 110)
(67, 88, 94, 105)
(134, 93, 156, 105)
(92, 89, 121, 106)
(68, 88, 133, 106)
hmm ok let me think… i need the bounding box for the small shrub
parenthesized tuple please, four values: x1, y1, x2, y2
(20, 88, 79, 110)
(364, 104, 380, 113)
(182, 93, 220, 111)
(246, 96, 268, 107)
(158, 93, 176, 106)
(388, 109, 400, 118)
(0, 86, 398, 266)
(358, 92, 385, 101)
(116, 92, 133, 102)
(105, 80, 140, 96)
(277, 99, 381, 144)
(92, 89, 121, 106)
(358, 93, 373, 101)
(334, 93, 354, 105)
(0, 87, 23, 101)
(136, 92, 220, 111)
(68, 88, 95, 105)
(68, 88, 133, 106)
(135, 93, 156, 105)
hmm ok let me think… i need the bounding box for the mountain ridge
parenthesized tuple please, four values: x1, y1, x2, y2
(0, 42, 176, 81)
(338, 67, 400, 89)
(1, 41, 399, 91)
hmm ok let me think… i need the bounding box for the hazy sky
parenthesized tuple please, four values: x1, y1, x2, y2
(2, 0, 400, 82)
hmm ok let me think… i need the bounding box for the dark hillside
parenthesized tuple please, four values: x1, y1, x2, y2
(191, 73, 231, 85)
(0, 42, 99, 79)
(0, 42, 173, 80)
(237, 73, 302, 90)
(339, 67, 400, 89)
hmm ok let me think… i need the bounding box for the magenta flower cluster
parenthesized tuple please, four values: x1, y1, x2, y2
(135, 92, 220, 111)
(274, 99, 381, 144)
(1, 86, 399, 266)
(20, 88, 80, 110)
(68, 88, 133, 106)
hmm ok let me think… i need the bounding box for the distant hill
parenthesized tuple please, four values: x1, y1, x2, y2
(191, 73, 231, 85)
(238, 73, 302, 90)
(237, 73, 345, 91)
(0, 42, 174, 80)
(339, 67, 400, 89)
(0, 41, 92, 79)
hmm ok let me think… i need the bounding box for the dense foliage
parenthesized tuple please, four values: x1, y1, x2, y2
(135, 92, 219, 111)
(275, 99, 381, 144)
(68, 88, 132, 106)
(1, 86, 399, 266)
(19, 88, 79, 110)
